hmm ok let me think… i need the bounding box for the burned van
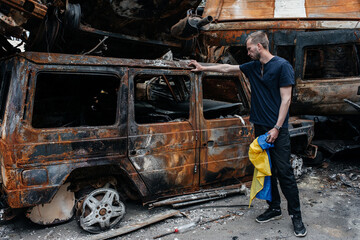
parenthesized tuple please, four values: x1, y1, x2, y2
(0, 52, 256, 232)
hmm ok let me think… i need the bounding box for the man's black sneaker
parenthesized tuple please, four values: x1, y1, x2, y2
(255, 208, 282, 223)
(292, 215, 307, 237)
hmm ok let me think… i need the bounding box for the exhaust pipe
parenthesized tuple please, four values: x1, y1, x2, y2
(171, 15, 213, 40)
(196, 16, 213, 28)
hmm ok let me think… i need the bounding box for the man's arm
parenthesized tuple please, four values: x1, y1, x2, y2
(267, 85, 292, 143)
(189, 60, 240, 73)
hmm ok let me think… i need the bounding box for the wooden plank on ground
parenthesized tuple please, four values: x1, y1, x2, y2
(80, 210, 181, 240)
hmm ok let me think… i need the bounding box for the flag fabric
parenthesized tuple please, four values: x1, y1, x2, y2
(248, 133, 274, 206)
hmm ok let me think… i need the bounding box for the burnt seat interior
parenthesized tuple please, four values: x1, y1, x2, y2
(134, 74, 248, 124)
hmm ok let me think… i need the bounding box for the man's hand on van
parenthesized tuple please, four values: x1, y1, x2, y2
(189, 60, 204, 72)
(189, 60, 241, 73)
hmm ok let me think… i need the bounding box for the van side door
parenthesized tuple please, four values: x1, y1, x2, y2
(127, 69, 199, 196)
(198, 73, 253, 186)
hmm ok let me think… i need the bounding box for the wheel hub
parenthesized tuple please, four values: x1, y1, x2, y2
(79, 188, 126, 233)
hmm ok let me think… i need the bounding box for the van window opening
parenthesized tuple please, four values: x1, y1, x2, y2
(32, 73, 120, 128)
(202, 76, 248, 119)
(303, 44, 359, 80)
(134, 74, 190, 124)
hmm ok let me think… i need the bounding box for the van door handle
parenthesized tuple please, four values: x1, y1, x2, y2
(207, 141, 214, 147)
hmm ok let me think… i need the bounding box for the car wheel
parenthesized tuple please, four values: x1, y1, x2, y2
(79, 188, 126, 233)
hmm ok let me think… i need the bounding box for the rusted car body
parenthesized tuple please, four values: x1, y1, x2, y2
(188, 0, 360, 157)
(0, 52, 315, 231)
(0, 52, 256, 229)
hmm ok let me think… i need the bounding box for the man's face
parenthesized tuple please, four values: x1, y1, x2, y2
(246, 40, 260, 60)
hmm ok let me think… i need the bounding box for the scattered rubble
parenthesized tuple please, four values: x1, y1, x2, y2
(1, 154, 359, 240)
(328, 171, 360, 190)
(300, 158, 360, 195)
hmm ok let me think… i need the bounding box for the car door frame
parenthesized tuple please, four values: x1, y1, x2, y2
(198, 72, 254, 187)
(127, 67, 200, 198)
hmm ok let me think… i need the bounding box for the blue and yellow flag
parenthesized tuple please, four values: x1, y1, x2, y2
(248, 133, 274, 207)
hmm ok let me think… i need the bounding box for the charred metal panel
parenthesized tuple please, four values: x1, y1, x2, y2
(1, 0, 47, 19)
(305, 0, 359, 18)
(199, 73, 253, 186)
(199, 119, 254, 185)
(17, 139, 126, 163)
(203, 0, 360, 21)
(13, 52, 194, 69)
(21, 168, 47, 186)
(288, 117, 315, 155)
(292, 30, 360, 115)
(205, 0, 276, 20)
(203, 23, 360, 48)
(127, 68, 199, 195)
(3, 56, 28, 147)
(288, 117, 314, 140)
(130, 148, 197, 194)
(273, 31, 298, 48)
(9, 186, 58, 208)
(206, 20, 360, 32)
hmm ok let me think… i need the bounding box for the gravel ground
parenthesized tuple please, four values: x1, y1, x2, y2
(1, 158, 359, 240)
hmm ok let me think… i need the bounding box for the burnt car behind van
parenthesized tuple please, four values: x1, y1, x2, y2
(193, 0, 360, 158)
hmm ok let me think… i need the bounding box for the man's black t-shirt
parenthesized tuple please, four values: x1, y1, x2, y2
(240, 56, 295, 128)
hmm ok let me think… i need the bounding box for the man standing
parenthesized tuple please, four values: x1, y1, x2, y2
(188, 31, 307, 237)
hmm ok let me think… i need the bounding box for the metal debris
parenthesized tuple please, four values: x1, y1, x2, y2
(154, 213, 233, 239)
(290, 154, 304, 179)
(329, 173, 360, 189)
(149, 184, 249, 209)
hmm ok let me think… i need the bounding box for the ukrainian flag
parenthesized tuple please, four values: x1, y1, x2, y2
(248, 133, 273, 207)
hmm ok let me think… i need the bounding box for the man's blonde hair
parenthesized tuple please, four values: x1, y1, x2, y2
(246, 31, 269, 50)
